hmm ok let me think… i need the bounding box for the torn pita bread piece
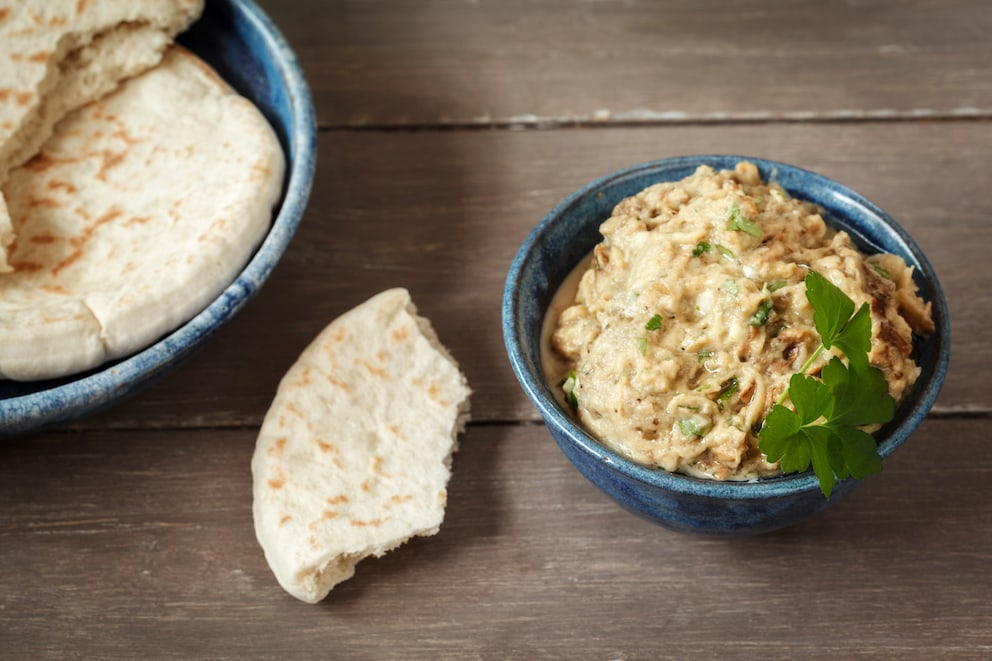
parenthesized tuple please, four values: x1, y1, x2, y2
(0, 0, 204, 268)
(251, 288, 472, 603)
(0, 46, 284, 380)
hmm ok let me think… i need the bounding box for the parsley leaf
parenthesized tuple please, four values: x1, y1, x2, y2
(748, 298, 774, 326)
(804, 270, 871, 368)
(758, 270, 895, 498)
(726, 203, 763, 239)
(645, 314, 663, 331)
(716, 377, 739, 410)
(561, 371, 579, 409)
(678, 419, 708, 437)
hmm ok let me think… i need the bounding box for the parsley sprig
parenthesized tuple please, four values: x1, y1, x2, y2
(758, 270, 894, 499)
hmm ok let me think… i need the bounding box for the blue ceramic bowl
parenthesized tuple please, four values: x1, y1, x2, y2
(0, 0, 316, 434)
(503, 155, 950, 535)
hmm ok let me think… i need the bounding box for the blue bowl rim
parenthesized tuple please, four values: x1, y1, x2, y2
(503, 154, 951, 500)
(0, 0, 317, 434)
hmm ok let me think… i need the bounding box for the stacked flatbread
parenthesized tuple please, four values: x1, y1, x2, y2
(0, 0, 204, 271)
(0, 46, 284, 380)
(252, 289, 471, 603)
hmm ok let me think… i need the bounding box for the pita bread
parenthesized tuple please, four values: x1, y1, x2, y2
(0, 46, 284, 380)
(0, 0, 203, 268)
(251, 288, 472, 603)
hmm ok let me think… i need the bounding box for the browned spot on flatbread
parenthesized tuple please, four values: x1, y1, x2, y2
(307, 509, 340, 531)
(47, 180, 77, 195)
(0, 89, 9, 102)
(23, 152, 64, 173)
(9, 260, 42, 272)
(51, 249, 83, 277)
(299, 365, 314, 383)
(76, 0, 88, 14)
(0, 8, 9, 22)
(326, 495, 350, 505)
(96, 149, 125, 181)
(391, 326, 410, 343)
(27, 195, 59, 209)
(375, 349, 389, 363)
(66, 206, 122, 251)
(349, 518, 384, 528)
(387, 424, 408, 443)
(278, 514, 292, 528)
(14, 91, 32, 106)
(358, 359, 390, 380)
(30, 233, 59, 245)
(268, 478, 284, 490)
(384, 494, 413, 510)
(126, 216, 150, 227)
(360, 480, 370, 493)
(27, 51, 50, 63)
(40, 284, 71, 295)
(266, 436, 288, 458)
(372, 456, 390, 478)
(112, 127, 142, 145)
(314, 438, 344, 469)
(325, 372, 351, 392)
(52, 207, 122, 276)
(426, 380, 449, 407)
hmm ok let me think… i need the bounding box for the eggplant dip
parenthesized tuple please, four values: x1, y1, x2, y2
(543, 162, 934, 481)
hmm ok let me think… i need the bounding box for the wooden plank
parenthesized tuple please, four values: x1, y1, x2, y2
(69, 120, 989, 431)
(255, 0, 992, 127)
(0, 418, 989, 658)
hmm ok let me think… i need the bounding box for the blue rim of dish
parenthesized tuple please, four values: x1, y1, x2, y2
(0, 0, 317, 434)
(503, 155, 951, 499)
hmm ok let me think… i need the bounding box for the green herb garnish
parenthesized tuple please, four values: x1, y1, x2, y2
(716, 377, 739, 410)
(696, 350, 714, 363)
(766, 279, 788, 293)
(692, 242, 711, 257)
(715, 244, 735, 259)
(645, 314, 663, 331)
(726, 204, 763, 239)
(722, 279, 739, 296)
(678, 419, 708, 437)
(561, 371, 579, 409)
(758, 270, 893, 498)
(870, 262, 891, 279)
(748, 298, 774, 326)
(635, 337, 648, 356)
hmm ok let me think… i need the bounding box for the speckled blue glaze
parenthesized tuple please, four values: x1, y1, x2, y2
(0, 0, 316, 434)
(503, 155, 950, 535)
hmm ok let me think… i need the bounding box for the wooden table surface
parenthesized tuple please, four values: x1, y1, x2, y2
(2, 1, 991, 658)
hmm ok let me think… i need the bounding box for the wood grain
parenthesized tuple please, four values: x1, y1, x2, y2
(256, 0, 992, 127)
(1, 419, 989, 659)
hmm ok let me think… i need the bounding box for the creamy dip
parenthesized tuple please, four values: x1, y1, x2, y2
(543, 162, 934, 481)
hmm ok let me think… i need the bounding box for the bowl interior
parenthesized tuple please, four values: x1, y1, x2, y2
(504, 155, 950, 499)
(0, 0, 316, 434)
